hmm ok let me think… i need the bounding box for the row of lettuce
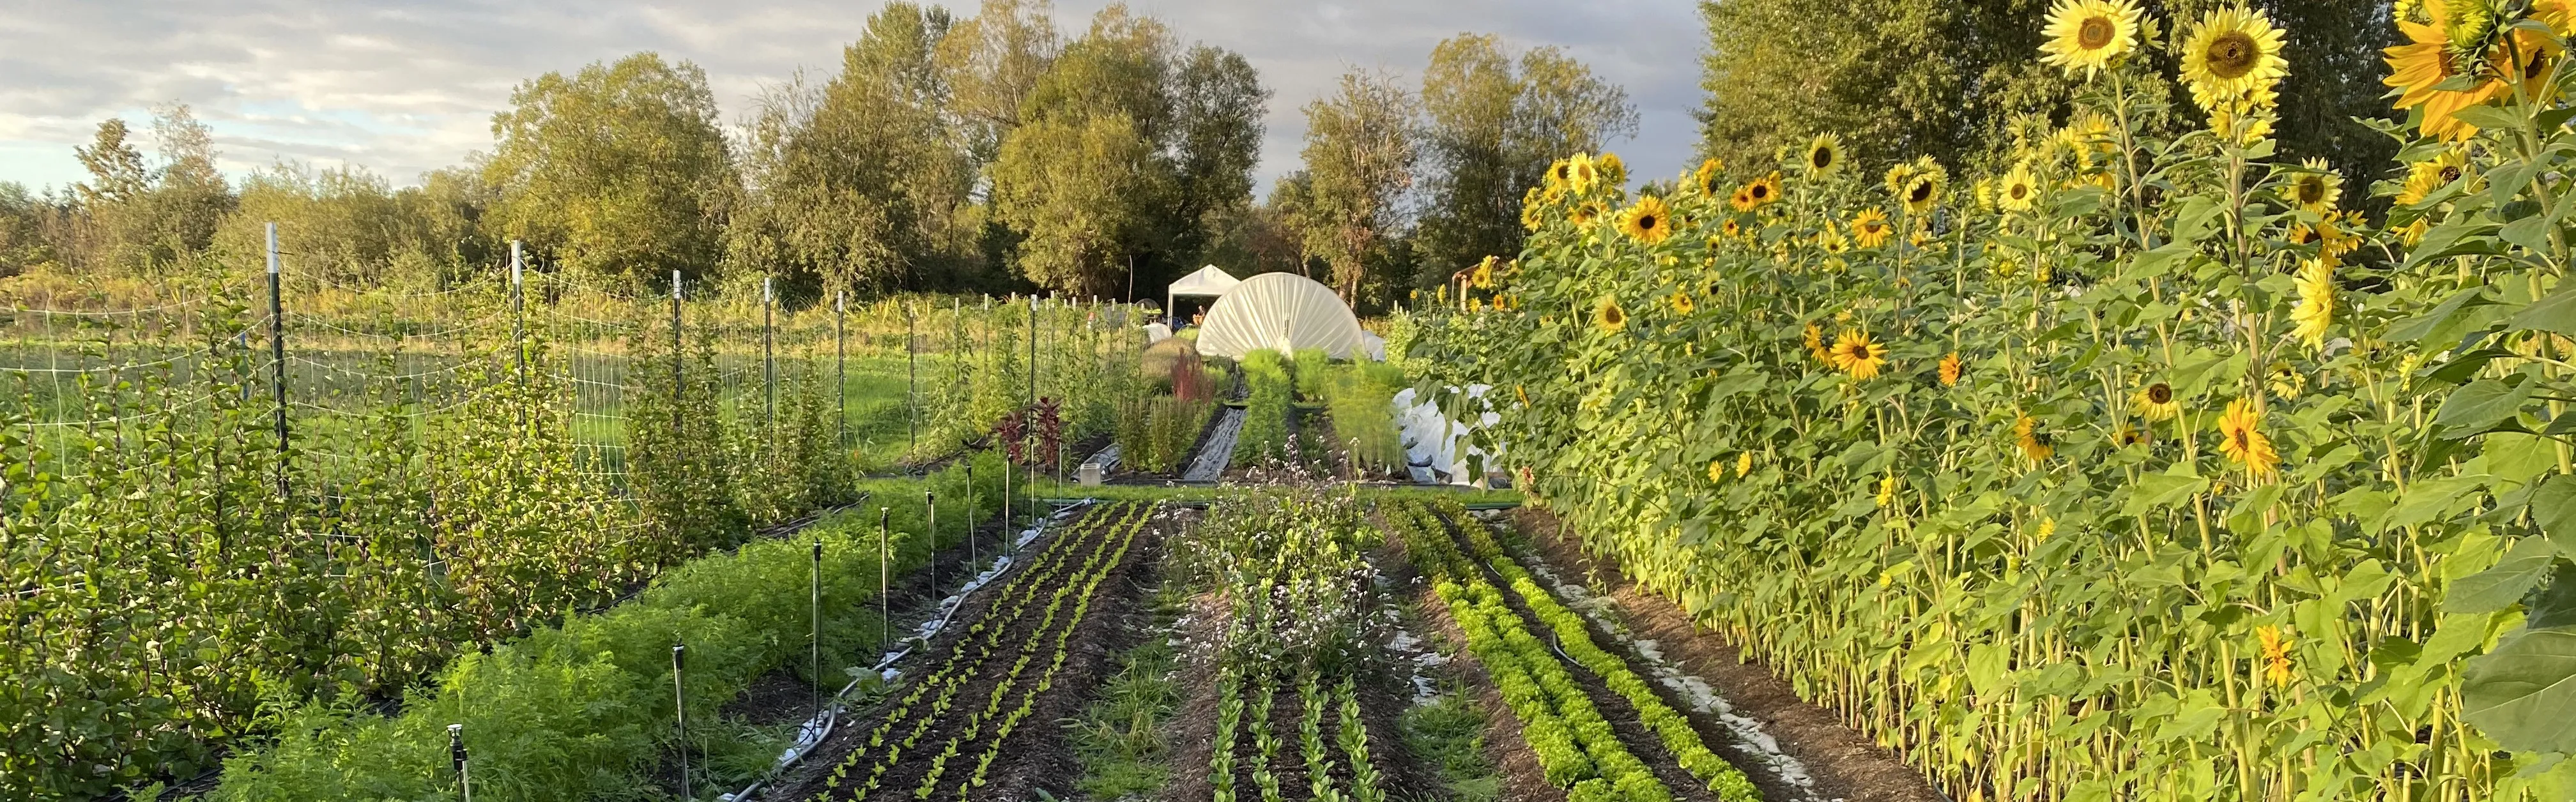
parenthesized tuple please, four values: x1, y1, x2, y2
(814, 500, 1151, 800)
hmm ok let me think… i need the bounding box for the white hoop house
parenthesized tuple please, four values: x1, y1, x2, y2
(1194, 272, 1372, 360)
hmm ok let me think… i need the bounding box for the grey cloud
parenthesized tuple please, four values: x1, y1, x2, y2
(0, 0, 1705, 193)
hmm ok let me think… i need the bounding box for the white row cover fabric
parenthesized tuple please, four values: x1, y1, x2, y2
(1194, 272, 1371, 360)
(1142, 322, 1172, 344)
(1393, 384, 1505, 485)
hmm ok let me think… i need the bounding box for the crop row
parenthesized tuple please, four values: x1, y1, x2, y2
(1432, 501, 1761, 801)
(814, 501, 1150, 800)
(1395, 500, 1760, 802)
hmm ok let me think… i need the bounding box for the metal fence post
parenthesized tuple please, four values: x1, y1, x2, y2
(965, 462, 976, 569)
(763, 276, 776, 429)
(509, 239, 525, 384)
(265, 222, 289, 500)
(924, 489, 937, 595)
(811, 538, 823, 717)
(835, 292, 847, 453)
(671, 642, 689, 800)
(448, 723, 471, 802)
(671, 270, 684, 434)
(907, 301, 917, 455)
(878, 507, 891, 646)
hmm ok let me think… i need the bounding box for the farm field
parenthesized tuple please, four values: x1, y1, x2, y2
(19, 0, 2576, 800)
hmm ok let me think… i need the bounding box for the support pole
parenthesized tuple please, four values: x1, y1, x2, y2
(925, 490, 937, 598)
(811, 538, 823, 718)
(448, 723, 471, 802)
(509, 240, 525, 383)
(266, 222, 289, 499)
(835, 292, 847, 453)
(762, 276, 776, 429)
(878, 507, 892, 646)
(671, 270, 684, 433)
(965, 462, 977, 569)
(672, 642, 689, 800)
(907, 301, 918, 455)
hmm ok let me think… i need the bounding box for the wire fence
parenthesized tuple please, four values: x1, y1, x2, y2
(0, 235, 1152, 800)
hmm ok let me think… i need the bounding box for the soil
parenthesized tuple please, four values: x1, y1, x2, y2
(1163, 593, 1233, 802)
(1506, 508, 1947, 802)
(755, 502, 1166, 802)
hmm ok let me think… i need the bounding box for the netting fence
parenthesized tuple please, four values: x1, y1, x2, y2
(0, 231, 1149, 799)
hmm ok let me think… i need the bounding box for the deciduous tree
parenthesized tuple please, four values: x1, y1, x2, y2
(484, 52, 734, 289)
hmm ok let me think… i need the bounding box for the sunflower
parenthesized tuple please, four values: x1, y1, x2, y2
(1804, 323, 1831, 363)
(2015, 415, 2055, 462)
(2384, 6, 2505, 141)
(1851, 208, 1894, 248)
(1938, 352, 1963, 387)
(1883, 162, 1917, 197)
(1547, 158, 1575, 192)
(1471, 255, 1498, 289)
(2114, 425, 2153, 448)
(2257, 626, 2296, 687)
(1519, 187, 1547, 232)
(1741, 172, 1782, 209)
(2131, 381, 2181, 421)
(1568, 153, 1600, 195)
(1998, 162, 2041, 212)
(1829, 329, 1890, 379)
(2041, 0, 2145, 76)
(1617, 195, 1675, 244)
(2286, 157, 2343, 214)
(1736, 451, 1754, 477)
(1570, 199, 1607, 227)
(1901, 161, 1946, 215)
(1874, 475, 1899, 507)
(1691, 158, 1725, 196)
(2216, 398, 2280, 478)
(1804, 133, 1846, 174)
(2396, 148, 2474, 205)
(1708, 459, 1728, 484)
(1818, 223, 1850, 255)
(1668, 291, 1696, 315)
(1593, 295, 1627, 331)
(2269, 361, 2306, 400)
(2179, 6, 2289, 112)
(1720, 218, 1744, 239)
(1597, 152, 1629, 186)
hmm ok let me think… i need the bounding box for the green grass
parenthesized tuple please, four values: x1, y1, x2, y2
(1068, 578, 1186, 798)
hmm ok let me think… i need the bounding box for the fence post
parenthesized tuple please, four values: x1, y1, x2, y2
(671, 270, 684, 434)
(448, 723, 471, 802)
(925, 489, 937, 599)
(965, 462, 976, 569)
(835, 292, 847, 454)
(811, 538, 823, 717)
(265, 222, 289, 499)
(509, 239, 525, 384)
(878, 507, 892, 647)
(907, 301, 918, 456)
(763, 276, 776, 429)
(671, 641, 689, 800)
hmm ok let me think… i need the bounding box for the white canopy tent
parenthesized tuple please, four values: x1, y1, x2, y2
(1165, 264, 1241, 325)
(1195, 272, 1373, 360)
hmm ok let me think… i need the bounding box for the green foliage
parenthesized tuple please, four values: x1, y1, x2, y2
(1234, 349, 1293, 466)
(1292, 347, 1332, 400)
(1413, 34, 1636, 291)
(1399, 686, 1501, 802)
(1068, 582, 1183, 798)
(1117, 394, 1217, 474)
(484, 52, 733, 287)
(1324, 361, 1408, 474)
(1283, 68, 1418, 305)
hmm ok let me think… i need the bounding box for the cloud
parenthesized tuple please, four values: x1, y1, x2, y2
(0, 0, 1705, 195)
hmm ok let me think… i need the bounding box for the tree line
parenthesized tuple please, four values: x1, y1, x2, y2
(0, 0, 1638, 314)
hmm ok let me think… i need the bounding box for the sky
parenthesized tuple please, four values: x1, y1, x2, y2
(0, 1, 1707, 198)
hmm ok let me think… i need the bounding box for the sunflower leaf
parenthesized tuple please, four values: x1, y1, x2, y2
(2453, 105, 2528, 135)
(2460, 624, 2576, 754)
(2536, 474, 2576, 559)
(2434, 375, 2536, 437)
(2446, 538, 2559, 614)
(2505, 285, 2576, 337)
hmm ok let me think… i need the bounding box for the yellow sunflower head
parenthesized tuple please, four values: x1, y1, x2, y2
(1999, 162, 2041, 211)
(1804, 322, 1830, 362)
(1568, 152, 1600, 195)
(1669, 290, 1696, 315)
(1828, 329, 1890, 379)
(1617, 195, 1675, 244)
(1546, 158, 1574, 192)
(1851, 208, 1893, 248)
(1901, 162, 1946, 215)
(2291, 257, 2334, 349)
(1804, 133, 1846, 174)
(1596, 151, 1630, 186)
(2398, 148, 2475, 205)
(1593, 295, 1627, 331)
(1736, 451, 1755, 477)
(1721, 218, 1744, 239)
(2285, 158, 2342, 214)
(2040, 0, 2145, 76)
(1937, 351, 1963, 387)
(1521, 189, 1547, 232)
(2179, 6, 2290, 112)
(2015, 415, 2055, 461)
(2217, 398, 2280, 478)
(2131, 381, 2181, 422)
(1735, 172, 1783, 211)
(2115, 425, 2153, 448)
(1471, 255, 1499, 289)
(1883, 162, 1917, 197)
(1691, 158, 1726, 197)
(1570, 199, 1607, 227)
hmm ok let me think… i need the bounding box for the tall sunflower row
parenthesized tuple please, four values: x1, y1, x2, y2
(1411, 0, 2576, 799)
